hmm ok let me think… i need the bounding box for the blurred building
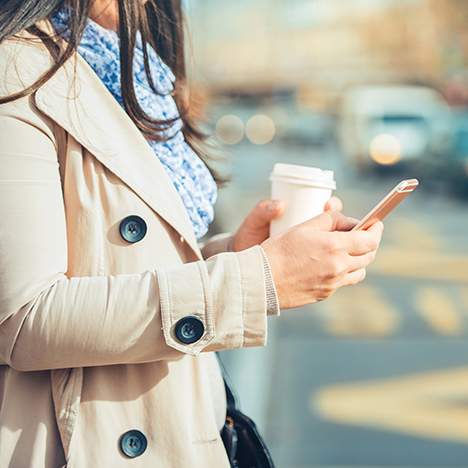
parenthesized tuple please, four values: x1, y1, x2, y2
(187, 0, 468, 109)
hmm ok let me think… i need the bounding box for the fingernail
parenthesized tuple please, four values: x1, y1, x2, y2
(267, 200, 281, 212)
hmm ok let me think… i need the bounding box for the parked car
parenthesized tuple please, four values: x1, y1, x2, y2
(338, 85, 453, 172)
(446, 107, 468, 196)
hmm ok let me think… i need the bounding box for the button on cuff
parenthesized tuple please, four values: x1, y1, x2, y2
(174, 316, 205, 344)
(156, 261, 215, 355)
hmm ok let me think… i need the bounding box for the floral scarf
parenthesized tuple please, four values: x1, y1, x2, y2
(50, 7, 217, 239)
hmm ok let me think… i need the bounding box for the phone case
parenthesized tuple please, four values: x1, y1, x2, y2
(352, 179, 419, 231)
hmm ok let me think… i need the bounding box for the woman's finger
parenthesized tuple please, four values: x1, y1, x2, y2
(335, 215, 360, 232)
(307, 211, 359, 232)
(340, 268, 367, 287)
(367, 220, 385, 233)
(346, 250, 377, 272)
(324, 196, 343, 212)
(243, 199, 286, 230)
(337, 223, 383, 255)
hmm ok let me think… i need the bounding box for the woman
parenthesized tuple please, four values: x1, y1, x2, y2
(0, 1, 383, 467)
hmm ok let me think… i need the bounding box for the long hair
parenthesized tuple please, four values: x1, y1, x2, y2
(0, 0, 224, 182)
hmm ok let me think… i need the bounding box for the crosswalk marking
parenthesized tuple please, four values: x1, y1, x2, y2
(415, 288, 463, 336)
(461, 288, 468, 312)
(370, 217, 468, 281)
(323, 285, 399, 337)
(372, 247, 468, 283)
(306, 218, 467, 338)
(313, 367, 468, 443)
(317, 286, 468, 338)
(389, 218, 441, 252)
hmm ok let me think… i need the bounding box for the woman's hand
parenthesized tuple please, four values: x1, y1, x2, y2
(230, 199, 286, 252)
(230, 196, 344, 252)
(261, 211, 384, 309)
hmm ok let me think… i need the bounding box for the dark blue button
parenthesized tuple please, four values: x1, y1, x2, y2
(119, 430, 147, 458)
(119, 215, 147, 243)
(174, 316, 205, 344)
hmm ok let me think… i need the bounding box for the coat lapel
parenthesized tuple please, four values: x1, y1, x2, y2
(34, 48, 203, 259)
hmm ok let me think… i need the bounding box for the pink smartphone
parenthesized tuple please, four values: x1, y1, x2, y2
(352, 179, 419, 231)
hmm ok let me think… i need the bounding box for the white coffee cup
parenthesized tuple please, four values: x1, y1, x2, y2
(269, 163, 336, 236)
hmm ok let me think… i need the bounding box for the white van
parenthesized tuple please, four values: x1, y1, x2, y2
(338, 85, 453, 170)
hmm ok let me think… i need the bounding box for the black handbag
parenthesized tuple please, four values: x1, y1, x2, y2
(220, 377, 276, 468)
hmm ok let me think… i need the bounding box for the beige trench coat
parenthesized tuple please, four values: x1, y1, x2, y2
(0, 21, 269, 468)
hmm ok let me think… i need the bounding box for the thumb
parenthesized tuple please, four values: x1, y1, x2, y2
(243, 199, 286, 230)
(305, 211, 357, 232)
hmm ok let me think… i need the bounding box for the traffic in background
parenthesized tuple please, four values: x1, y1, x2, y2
(188, 1, 468, 467)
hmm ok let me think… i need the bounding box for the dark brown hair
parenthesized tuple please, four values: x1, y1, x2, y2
(0, 0, 224, 182)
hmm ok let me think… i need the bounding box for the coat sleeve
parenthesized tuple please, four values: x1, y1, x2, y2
(200, 233, 281, 316)
(0, 97, 268, 372)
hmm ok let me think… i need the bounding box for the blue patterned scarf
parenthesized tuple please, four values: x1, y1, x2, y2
(50, 8, 217, 239)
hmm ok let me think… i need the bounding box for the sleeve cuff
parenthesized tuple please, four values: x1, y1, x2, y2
(234, 245, 269, 347)
(156, 245, 268, 355)
(259, 245, 281, 316)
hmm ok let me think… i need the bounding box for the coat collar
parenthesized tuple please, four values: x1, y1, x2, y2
(31, 22, 203, 259)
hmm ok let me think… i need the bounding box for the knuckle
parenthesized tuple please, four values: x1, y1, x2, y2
(317, 288, 334, 302)
(333, 260, 347, 277)
(326, 287, 338, 299)
(323, 260, 342, 279)
(324, 236, 340, 253)
(324, 281, 340, 297)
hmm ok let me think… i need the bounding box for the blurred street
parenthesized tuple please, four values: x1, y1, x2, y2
(187, 0, 468, 466)
(214, 126, 468, 468)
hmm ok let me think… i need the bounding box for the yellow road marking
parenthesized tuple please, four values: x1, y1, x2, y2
(461, 287, 468, 312)
(367, 217, 468, 282)
(313, 367, 468, 443)
(388, 218, 441, 252)
(372, 248, 468, 283)
(323, 285, 399, 337)
(415, 288, 463, 336)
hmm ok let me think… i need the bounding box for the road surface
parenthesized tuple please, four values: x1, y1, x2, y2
(211, 124, 468, 468)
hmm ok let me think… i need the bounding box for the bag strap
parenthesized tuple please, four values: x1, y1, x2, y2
(224, 374, 237, 413)
(216, 353, 276, 468)
(216, 352, 238, 413)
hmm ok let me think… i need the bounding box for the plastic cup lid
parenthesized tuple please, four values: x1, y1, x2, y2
(270, 163, 336, 188)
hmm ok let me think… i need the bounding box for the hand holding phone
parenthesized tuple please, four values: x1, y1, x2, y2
(352, 179, 419, 231)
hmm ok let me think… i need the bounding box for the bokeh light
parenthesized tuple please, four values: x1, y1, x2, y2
(369, 133, 402, 165)
(245, 114, 276, 145)
(189, 2, 468, 465)
(215, 114, 244, 145)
